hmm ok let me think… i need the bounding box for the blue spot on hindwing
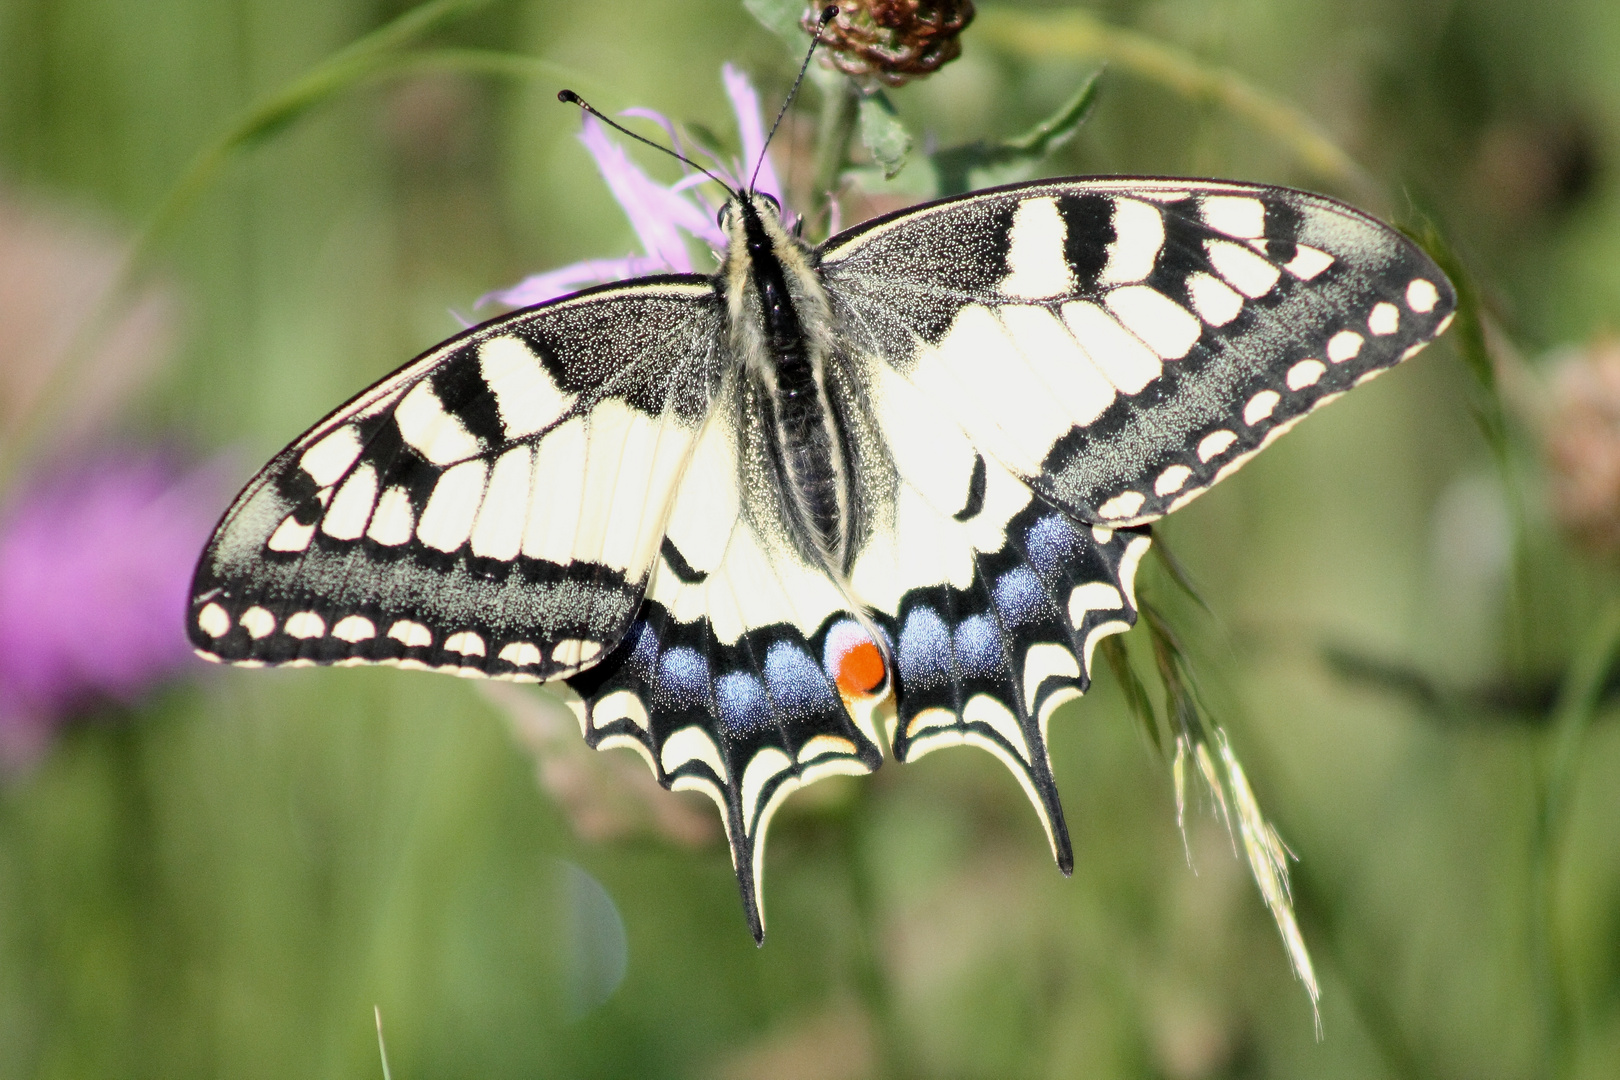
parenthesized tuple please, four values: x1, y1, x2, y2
(658, 647, 709, 708)
(626, 618, 660, 681)
(898, 605, 952, 690)
(1025, 513, 1081, 578)
(993, 566, 1048, 625)
(763, 640, 837, 719)
(952, 615, 1003, 679)
(715, 671, 772, 735)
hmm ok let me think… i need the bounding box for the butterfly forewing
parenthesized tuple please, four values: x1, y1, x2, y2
(820, 178, 1456, 527)
(189, 277, 724, 681)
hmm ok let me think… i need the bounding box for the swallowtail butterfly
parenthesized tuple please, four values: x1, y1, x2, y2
(190, 169, 1455, 940)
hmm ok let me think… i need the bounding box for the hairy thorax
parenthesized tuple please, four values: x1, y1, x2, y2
(720, 195, 857, 574)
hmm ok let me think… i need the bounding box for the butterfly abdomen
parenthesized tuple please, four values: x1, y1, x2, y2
(725, 194, 858, 573)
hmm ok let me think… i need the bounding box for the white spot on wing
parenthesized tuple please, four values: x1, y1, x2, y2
(1068, 581, 1123, 625)
(388, 620, 433, 648)
(240, 606, 275, 639)
(367, 485, 415, 546)
(444, 631, 485, 656)
(1201, 195, 1266, 238)
(1197, 429, 1237, 461)
(479, 335, 576, 439)
(197, 603, 230, 638)
(1100, 198, 1164, 285)
(417, 459, 489, 552)
(1207, 239, 1280, 298)
(470, 446, 532, 560)
(1060, 300, 1162, 394)
(1284, 245, 1334, 279)
(1327, 330, 1364, 363)
(300, 426, 363, 487)
(661, 725, 728, 782)
(1155, 464, 1192, 496)
(1244, 390, 1281, 425)
(1286, 359, 1327, 390)
(1022, 642, 1079, 726)
(267, 514, 315, 552)
(1186, 272, 1244, 326)
(741, 747, 793, 828)
(798, 734, 858, 763)
(963, 693, 1030, 763)
(1119, 534, 1152, 611)
(321, 463, 378, 540)
(551, 638, 601, 666)
(1097, 490, 1145, 519)
(498, 641, 542, 667)
(332, 615, 376, 642)
(999, 197, 1073, 300)
(1406, 278, 1439, 313)
(395, 379, 480, 465)
(592, 689, 649, 735)
(284, 612, 325, 639)
(1105, 285, 1202, 359)
(1368, 302, 1400, 335)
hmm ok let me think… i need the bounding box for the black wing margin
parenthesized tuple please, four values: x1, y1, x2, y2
(189, 277, 724, 683)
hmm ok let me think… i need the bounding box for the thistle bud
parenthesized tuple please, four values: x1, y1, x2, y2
(804, 0, 975, 87)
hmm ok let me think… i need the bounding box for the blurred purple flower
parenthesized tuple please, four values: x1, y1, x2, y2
(0, 452, 222, 765)
(485, 64, 786, 309)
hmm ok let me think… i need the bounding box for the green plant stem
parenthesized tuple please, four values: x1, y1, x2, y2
(974, 8, 1378, 203)
(1530, 599, 1620, 1079)
(811, 77, 861, 238)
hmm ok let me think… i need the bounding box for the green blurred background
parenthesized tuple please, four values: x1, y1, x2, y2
(3, 0, 1620, 1076)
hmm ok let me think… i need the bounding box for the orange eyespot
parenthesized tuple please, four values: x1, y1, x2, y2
(834, 639, 886, 697)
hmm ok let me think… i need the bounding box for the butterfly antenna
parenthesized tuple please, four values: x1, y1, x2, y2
(557, 89, 736, 197)
(750, 4, 838, 193)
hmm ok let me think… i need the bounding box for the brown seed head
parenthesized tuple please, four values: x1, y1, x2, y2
(804, 0, 975, 87)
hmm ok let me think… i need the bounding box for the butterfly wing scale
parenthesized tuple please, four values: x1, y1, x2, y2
(190, 277, 724, 681)
(820, 177, 1457, 527)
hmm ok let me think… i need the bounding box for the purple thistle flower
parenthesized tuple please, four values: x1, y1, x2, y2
(0, 452, 222, 765)
(486, 65, 786, 309)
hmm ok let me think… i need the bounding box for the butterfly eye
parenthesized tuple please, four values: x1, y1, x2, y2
(757, 193, 782, 217)
(716, 203, 733, 230)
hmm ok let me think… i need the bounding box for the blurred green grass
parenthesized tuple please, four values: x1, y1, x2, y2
(4, 0, 1620, 1077)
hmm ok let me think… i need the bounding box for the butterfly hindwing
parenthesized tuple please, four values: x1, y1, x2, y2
(189, 277, 724, 681)
(849, 355, 1151, 868)
(556, 382, 888, 941)
(820, 177, 1456, 527)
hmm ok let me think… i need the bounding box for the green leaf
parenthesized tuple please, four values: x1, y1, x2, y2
(1100, 636, 1164, 755)
(744, 0, 809, 46)
(857, 91, 913, 179)
(930, 67, 1103, 195)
